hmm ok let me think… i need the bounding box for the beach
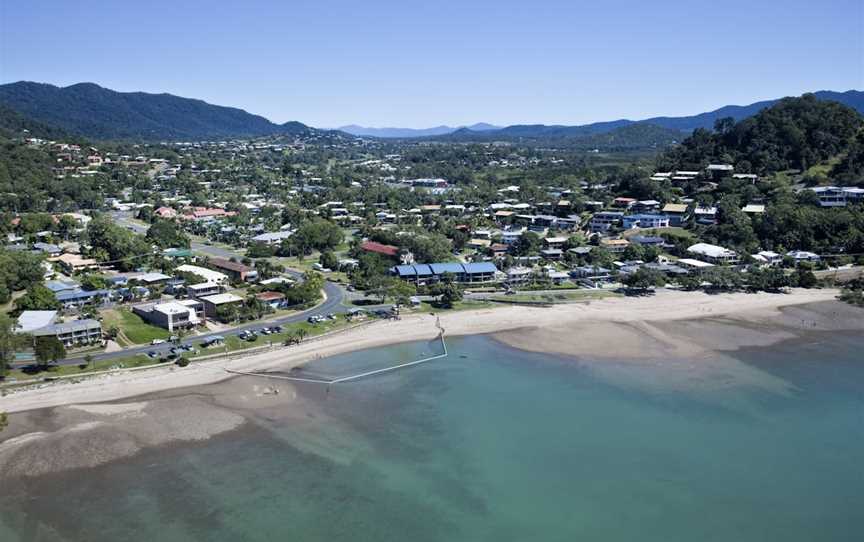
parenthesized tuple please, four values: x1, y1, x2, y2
(0, 287, 855, 415)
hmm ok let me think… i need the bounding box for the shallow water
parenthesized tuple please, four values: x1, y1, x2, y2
(1, 332, 863, 541)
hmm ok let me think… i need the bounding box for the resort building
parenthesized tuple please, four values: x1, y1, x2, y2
(208, 258, 258, 283)
(390, 262, 498, 285)
(686, 243, 739, 265)
(133, 300, 204, 331)
(199, 293, 245, 318)
(16, 310, 102, 347)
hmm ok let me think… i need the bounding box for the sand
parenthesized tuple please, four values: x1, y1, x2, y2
(1, 287, 862, 479)
(0, 288, 853, 416)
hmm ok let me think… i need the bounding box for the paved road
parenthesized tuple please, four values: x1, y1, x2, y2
(13, 213, 348, 369)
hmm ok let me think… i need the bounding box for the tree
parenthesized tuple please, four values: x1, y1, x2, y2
(430, 275, 463, 308)
(793, 266, 818, 288)
(319, 250, 338, 271)
(0, 411, 7, 433)
(512, 231, 541, 257)
(34, 336, 66, 366)
(80, 274, 108, 291)
(621, 268, 664, 293)
(0, 313, 29, 377)
(15, 283, 60, 312)
(146, 219, 190, 249)
(84, 353, 94, 370)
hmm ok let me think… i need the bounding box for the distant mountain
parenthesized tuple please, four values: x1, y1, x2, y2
(338, 122, 501, 138)
(0, 81, 320, 141)
(434, 90, 864, 145)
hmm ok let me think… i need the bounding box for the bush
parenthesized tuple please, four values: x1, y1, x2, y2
(175, 356, 191, 367)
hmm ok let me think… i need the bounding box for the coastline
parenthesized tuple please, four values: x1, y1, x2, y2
(0, 287, 855, 415)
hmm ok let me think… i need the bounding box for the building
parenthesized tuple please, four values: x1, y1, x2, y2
(208, 258, 258, 282)
(505, 266, 533, 285)
(251, 230, 294, 245)
(589, 212, 623, 232)
(55, 289, 111, 309)
(629, 235, 665, 247)
(661, 203, 689, 226)
(176, 264, 229, 285)
(622, 214, 670, 229)
(17, 311, 102, 347)
(54, 253, 99, 273)
(391, 262, 498, 285)
(187, 282, 222, 298)
(255, 291, 287, 309)
(687, 243, 739, 264)
(133, 300, 203, 331)
(200, 293, 245, 319)
(808, 186, 864, 207)
(600, 238, 630, 254)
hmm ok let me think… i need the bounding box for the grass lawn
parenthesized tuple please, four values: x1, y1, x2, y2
(101, 308, 170, 345)
(419, 300, 495, 313)
(4, 353, 163, 382)
(216, 318, 354, 354)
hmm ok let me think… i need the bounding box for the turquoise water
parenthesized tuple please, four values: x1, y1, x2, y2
(2, 333, 864, 541)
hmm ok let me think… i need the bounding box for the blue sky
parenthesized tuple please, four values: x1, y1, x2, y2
(1, 0, 861, 128)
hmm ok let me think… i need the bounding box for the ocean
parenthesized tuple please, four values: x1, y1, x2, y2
(1, 331, 863, 541)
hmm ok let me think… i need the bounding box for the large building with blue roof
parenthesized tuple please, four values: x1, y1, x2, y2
(391, 262, 498, 285)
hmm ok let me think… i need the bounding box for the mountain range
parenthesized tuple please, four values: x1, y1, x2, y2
(0, 81, 317, 141)
(337, 123, 501, 138)
(0, 81, 861, 146)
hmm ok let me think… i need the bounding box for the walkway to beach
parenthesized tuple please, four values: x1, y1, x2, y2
(224, 317, 447, 385)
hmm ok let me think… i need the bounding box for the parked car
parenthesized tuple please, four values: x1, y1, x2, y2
(147, 351, 159, 358)
(151, 339, 166, 345)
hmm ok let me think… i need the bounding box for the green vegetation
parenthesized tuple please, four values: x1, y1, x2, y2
(86, 215, 153, 271)
(33, 336, 66, 365)
(146, 219, 190, 249)
(659, 94, 863, 174)
(0, 248, 45, 305)
(101, 309, 170, 345)
(838, 279, 864, 307)
(14, 283, 60, 313)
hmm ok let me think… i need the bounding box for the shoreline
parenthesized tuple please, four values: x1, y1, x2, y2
(0, 287, 856, 415)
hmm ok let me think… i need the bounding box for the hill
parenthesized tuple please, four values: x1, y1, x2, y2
(0, 82, 317, 141)
(431, 90, 864, 146)
(657, 93, 864, 175)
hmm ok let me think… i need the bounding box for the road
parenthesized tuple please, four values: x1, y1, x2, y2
(14, 213, 348, 368)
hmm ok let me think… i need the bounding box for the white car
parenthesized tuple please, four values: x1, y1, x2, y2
(151, 339, 166, 345)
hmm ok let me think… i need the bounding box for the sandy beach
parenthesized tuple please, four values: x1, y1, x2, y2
(0, 287, 857, 416)
(2, 287, 864, 479)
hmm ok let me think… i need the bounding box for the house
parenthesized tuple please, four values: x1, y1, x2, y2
(622, 214, 670, 229)
(693, 206, 718, 225)
(808, 186, 864, 207)
(17, 310, 102, 346)
(505, 266, 533, 285)
(35, 319, 102, 347)
(787, 250, 821, 263)
(255, 291, 287, 309)
(155, 206, 177, 219)
(544, 236, 568, 249)
(570, 266, 612, 281)
(632, 200, 661, 213)
(54, 253, 99, 273)
(251, 230, 294, 245)
(629, 235, 665, 247)
(133, 300, 203, 331)
(677, 258, 715, 273)
(500, 229, 525, 245)
(753, 250, 782, 266)
(741, 204, 766, 214)
(589, 212, 624, 232)
(600, 238, 630, 254)
(208, 258, 258, 282)
(16, 311, 60, 333)
(391, 262, 498, 285)
(687, 243, 739, 264)
(661, 203, 689, 226)
(33, 242, 62, 256)
(176, 264, 228, 285)
(55, 289, 110, 309)
(613, 197, 636, 209)
(540, 248, 563, 260)
(200, 293, 245, 318)
(187, 282, 223, 298)
(361, 241, 400, 258)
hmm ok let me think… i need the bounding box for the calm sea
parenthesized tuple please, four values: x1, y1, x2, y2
(1, 332, 863, 541)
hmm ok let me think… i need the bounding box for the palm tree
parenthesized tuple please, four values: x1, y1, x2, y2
(297, 328, 308, 343)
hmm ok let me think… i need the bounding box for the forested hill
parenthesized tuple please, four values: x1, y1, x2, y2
(0, 82, 317, 141)
(0, 104, 70, 141)
(433, 90, 864, 147)
(657, 94, 864, 176)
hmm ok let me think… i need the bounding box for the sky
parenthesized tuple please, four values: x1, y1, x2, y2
(1, 0, 862, 128)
